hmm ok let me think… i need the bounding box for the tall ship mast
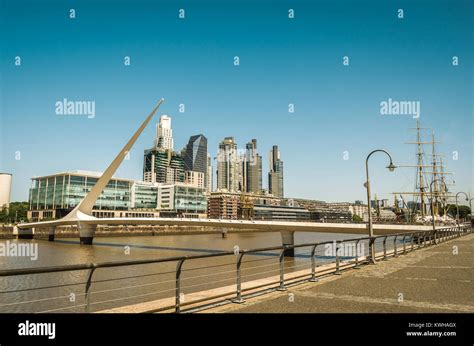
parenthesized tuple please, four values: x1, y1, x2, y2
(393, 120, 455, 223)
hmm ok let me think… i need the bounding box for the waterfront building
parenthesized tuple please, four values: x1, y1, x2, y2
(207, 191, 283, 220)
(131, 181, 159, 209)
(207, 192, 240, 219)
(253, 204, 310, 222)
(268, 145, 284, 197)
(216, 137, 239, 192)
(157, 183, 207, 218)
(27, 171, 206, 221)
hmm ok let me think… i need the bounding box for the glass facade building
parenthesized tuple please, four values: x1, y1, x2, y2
(183, 134, 208, 174)
(132, 182, 158, 209)
(268, 145, 284, 197)
(28, 171, 207, 220)
(143, 148, 185, 184)
(158, 183, 207, 215)
(29, 171, 133, 211)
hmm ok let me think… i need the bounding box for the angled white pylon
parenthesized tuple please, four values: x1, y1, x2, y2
(61, 99, 165, 222)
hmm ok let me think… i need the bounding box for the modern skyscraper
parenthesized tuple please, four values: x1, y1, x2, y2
(143, 115, 184, 184)
(268, 145, 284, 197)
(183, 133, 207, 170)
(207, 153, 213, 192)
(155, 115, 174, 150)
(216, 137, 239, 192)
(244, 139, 262, 194)
(143, 148, 185, 184)
(183, 134, 208, 190)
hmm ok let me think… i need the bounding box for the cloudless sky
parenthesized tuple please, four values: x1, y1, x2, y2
(1, 0, 472, 204)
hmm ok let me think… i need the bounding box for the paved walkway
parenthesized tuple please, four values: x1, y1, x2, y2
(206, 233, 474, 313)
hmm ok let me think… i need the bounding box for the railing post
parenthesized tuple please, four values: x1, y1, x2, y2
(354, 240, 361, 269)
(383, 236, 388, 260)
(85, 265, 96, 313)
(175, 258, 186, 313)
(335, 241, 342, 275)
(411, 233, 414, 252)
(402, 235, 406, 254)
(277, 248, 287, 291)
(232, 252, 246, 303)
(417, 232, 421, 248)
(309, 244, 319, 282)
(433, 229, 437, 245)
(393, 235, 398, 257)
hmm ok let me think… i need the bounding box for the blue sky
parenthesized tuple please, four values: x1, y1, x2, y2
(1, 0, 472, 203)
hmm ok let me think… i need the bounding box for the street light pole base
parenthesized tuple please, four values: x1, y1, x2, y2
(231, 298, 246, 304)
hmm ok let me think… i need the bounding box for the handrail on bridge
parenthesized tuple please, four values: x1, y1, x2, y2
(0, 225, 470, 313)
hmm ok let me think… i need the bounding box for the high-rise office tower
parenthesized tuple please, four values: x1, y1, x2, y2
(143, 148, 185, 184)
(268, 145, 284, 197)
(144, 115, 184, 184)
(183, 134, 208, 173)
(216, 137, 239, 192)
(244, 139, 262, 194)
(238, 153, 247, 192)
(207, 153, 213, 192)
(183, 134, 208, 189)
(155, 115, 174, 150)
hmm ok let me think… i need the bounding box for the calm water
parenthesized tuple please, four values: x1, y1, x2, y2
(0, 230, 404, 313)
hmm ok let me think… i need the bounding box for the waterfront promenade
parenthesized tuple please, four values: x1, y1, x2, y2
(206, 233, 474, 313)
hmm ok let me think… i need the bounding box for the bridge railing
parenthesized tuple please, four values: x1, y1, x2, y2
(0, 225, 470, 313)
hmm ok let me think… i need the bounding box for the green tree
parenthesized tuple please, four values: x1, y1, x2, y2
(0, 202, 29, 224)
(352, 214, 363, 223)
(443, 204, 471, 219)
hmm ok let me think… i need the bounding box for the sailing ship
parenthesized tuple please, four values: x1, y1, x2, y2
(393, 120, 456, 224)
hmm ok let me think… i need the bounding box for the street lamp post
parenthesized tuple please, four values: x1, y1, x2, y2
(455, 192, 469, 226)
(429, 179, 448, 232)
(469, 198, 474, 227)
(365, 149, 396, 264)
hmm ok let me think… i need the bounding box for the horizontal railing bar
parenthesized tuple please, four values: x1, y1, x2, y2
(0, 281, 86, 294)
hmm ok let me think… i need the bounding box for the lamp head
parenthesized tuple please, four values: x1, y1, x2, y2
(387, 162, 397, 172)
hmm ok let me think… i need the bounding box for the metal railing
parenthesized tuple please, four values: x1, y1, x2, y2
(0, 225, 470, 313)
